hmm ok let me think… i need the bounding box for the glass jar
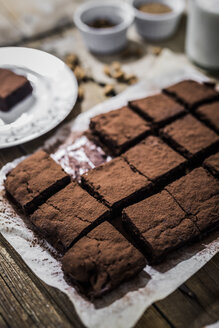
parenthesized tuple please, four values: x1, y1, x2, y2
(186, 0, 219, 71)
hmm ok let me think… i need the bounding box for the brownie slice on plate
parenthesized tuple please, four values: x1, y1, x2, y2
(163, 80, 219, 110)
(62, 221, 146, 299)
(122, 136, 186, 184)
(166, 167, 219, 232)
(203, 153, 219, 179)
(81, 157, 152, 210)
(161, 114, 219, 160)
(129, 93, 185, 127)
(196, 101, 219, 133)
(89, 106, 151, 155)
(30, 182, 109, 252)
(122, 190, 199, 263)
(0, 68, 33, 111)
(4, 150, 70, 214)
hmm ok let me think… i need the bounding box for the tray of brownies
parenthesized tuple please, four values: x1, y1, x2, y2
(0, 54, 218, 328)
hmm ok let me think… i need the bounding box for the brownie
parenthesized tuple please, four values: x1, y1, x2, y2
(62, 221, 146, 298)
(89, 106, 151, 155)
(129, 93, 185, 127)
(162, 114, 219, 159)
(166, 167, 219, 232)
(81, 157, 152, 210)
(196, 101, 219, 133)
(0, 68, 33, 111)
(122, 190, 199, 263)
(122, 136, 186, 183)
(203, 153, 219, 179)
(4, 150, 70, 214)
(30, 182, 109, 252)
(163, 80, 219, 110)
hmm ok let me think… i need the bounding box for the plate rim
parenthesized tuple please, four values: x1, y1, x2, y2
(0, 47, 78, 149)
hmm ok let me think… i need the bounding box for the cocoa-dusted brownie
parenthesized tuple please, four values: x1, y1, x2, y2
(4, 150, 70, 214)
(122, 136, 186, 183)
(30, 182, 109, 252)
(161, 114, 219, 160)
(81, 157, 152, 210)
(163, 80, 219, 110)
(122, 190, 199, 263)
(196, 101, 219, 133)
(89, 106, 151, 155)
(0, 68, 33, 111)
(62, 221, 146, 299)
(129, 93, 185, 127)
(203, 153, 219, 179)
(166, 167, 219, 232)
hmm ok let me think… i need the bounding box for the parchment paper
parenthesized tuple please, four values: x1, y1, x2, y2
(0, 50, 218, 328)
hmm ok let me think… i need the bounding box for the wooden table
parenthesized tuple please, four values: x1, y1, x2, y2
(0, 1, 219, 327)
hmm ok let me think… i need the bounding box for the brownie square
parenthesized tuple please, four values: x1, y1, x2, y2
(89, 106, 151, 155)
(166, 167, 219, 232)
(81, 157, 152, 210)
(163, 80, 219, 110)
(4, 150, 70, 214)
(122, 136, 186, 183)
(196, 101, 219, 133)
(30, 182, 109, 252)
(122, 190, 199, 263)
(0, 68, 33, 111)
(62, 221, 146, 298)
(129, 93, 185, 127)
(162, 114, 219, 159)
(203, 153, 219, 179)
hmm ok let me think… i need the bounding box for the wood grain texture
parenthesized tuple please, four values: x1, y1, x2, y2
(155, 254, 219, 328)
(135, 306, 172, 328)
(0, 234, 84, 328)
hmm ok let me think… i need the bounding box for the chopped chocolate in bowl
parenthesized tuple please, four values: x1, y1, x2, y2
(87, 18, 117, 29)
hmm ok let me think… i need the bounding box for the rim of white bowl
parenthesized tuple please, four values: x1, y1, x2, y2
(131, 0, 185, 21)
(74, 0, 134, 35)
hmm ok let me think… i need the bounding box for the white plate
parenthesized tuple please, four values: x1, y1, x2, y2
(0, 47, 78, 148)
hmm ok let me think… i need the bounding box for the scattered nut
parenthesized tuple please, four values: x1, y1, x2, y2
(103, 65, 111, 77)
(102, 61, 138, 85)
(128, 76, 138, 85)
(78, 86, 84, 101)
(112, 70, 124, 80)
(74, 66, 86, 82)
(65, 53, 79, 68)
(152, 46, 162, 56)
(125, 74, 137, 82)
(104, 84, 115, 96)
(112, 61, 121, 71)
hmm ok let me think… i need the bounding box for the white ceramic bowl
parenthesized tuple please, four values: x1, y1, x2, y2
(132, 0, 185, 41)
(74, 1, 134, 55)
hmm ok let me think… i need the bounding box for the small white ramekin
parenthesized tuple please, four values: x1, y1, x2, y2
(74, 1, 134, 55)
(132, 0, 185, 41)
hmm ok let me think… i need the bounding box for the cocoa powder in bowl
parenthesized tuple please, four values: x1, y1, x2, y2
(138, 2, 172, 14)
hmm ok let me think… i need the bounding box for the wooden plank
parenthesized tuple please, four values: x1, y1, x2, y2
(0, 233, 84, 328)
(184, 254, 219, 321)
(0, 314, 9, 328)
(0, 276, 35, 328)
(154, 254, 219, 328)
(135, 305, 172, 328)
(0, 147, 25, 169)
